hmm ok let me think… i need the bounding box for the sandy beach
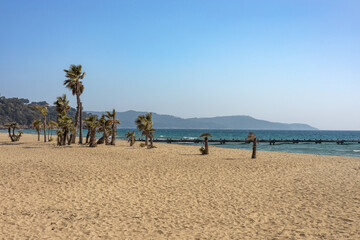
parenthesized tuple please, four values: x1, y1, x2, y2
(0, 133, 359, 239)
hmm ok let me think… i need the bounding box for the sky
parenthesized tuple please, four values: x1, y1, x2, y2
(0, 0, 359, 130)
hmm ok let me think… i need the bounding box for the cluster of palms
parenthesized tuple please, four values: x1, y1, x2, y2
(6, 63, 254, 157)
(30, 64, 90, 146)
(83, 109, 120, 148)
(5, 122, 23, 142)
(135, 113, 156, 148)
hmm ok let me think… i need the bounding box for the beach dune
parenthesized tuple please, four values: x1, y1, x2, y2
(0, 133, 359, 239)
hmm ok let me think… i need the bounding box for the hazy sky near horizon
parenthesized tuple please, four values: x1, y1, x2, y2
(0, 0, 359, 130)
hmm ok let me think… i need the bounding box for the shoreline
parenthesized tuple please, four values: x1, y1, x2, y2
(2, 131, 359, 158)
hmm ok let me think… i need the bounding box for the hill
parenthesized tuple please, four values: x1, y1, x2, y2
(0, 96, 90, 127)
(88, 110, 318, 130)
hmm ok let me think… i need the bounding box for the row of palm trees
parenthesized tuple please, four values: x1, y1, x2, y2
(27, 64, 257, 156)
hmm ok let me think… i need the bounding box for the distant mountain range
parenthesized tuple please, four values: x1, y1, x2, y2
(87, 110, 318, 130)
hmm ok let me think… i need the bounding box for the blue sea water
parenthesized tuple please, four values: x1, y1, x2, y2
(2, 129, 360, 157)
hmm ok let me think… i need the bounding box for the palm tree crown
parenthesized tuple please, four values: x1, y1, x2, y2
(63, 65, 85, 96)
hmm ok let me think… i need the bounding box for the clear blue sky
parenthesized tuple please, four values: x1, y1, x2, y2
(0, 0, 359, 130)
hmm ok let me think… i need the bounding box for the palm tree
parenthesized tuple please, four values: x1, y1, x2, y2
(98, 114, 111, 145)
(125, 131, 136, 146)
(135, 113, 155, 147)
(199, 133, 212, 155)
(32, 119, 42, 141)
(57, 113, 74, 146)
(105, 109, 120, 145)
(246, 132, 257, 159)
(34, 106, 48, 142)
(48, 120, 58, 141)
(84, 115, 97, 144)
(85, 116, 99, 147)
(64, 64, 86, 144)
(54, 94, 70, 115)
(5, 122, 22, 142)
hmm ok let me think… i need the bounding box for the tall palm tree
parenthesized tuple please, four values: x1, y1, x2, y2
(199, 133, 212, 155)
(64, 64, 86, 144)
(98, 114, 111, 145)
(135, 113, 155, 147)
(105, 109, 120, 145)
(34, 106, 48, 142)
(246, 132, 257, 159)
(125, 131, 136, 146)
(32, 119, 42, 141)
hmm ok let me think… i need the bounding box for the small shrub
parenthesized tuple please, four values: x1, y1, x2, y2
(199, 146, 206, 154)
(49, 137, 54, 142)
(140, 143, 146, 148)
(147, 145, 157, 149)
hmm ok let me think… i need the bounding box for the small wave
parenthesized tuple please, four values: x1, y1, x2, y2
(183, 137, 197, 140)
(159, 135, 164, 137)
(353, 150, 360, 152)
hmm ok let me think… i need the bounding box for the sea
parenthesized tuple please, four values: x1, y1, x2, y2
(2, 129, 360, 157)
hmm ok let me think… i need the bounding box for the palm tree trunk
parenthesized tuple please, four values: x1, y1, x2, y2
(89, 128, 97, 147)
(72, 94, 80, 144)
(37, 130, 40, 141)
(43, 115, 47, 142)
(204, 137, 209, 154)
(86, 129, 90, 144)
(79, 101, 83, 144)
(8, 127, 14, 141)
(63, 130, 68, 146)
(111, 124, 116, 145)
(145, 135, 148, 146)
(252, 138, 257, 159)
(105, 131, 110, 145)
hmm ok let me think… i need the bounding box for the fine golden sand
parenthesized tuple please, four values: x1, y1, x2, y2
(0, 133, 359, 239)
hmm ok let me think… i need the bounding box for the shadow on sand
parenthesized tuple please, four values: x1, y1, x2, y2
(0, 142, 25, 146)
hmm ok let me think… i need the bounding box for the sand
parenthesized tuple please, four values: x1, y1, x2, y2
(0, 133, 359, 239)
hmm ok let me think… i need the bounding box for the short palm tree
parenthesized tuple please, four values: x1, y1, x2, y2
(84, 115, 97, 144)
(5, 122, 22, 142)
(246, 132, 257, 159)
(135, 113, 155, 147)
(125, 131, 136, 146)
(105, 109, 120, 145)
(57, 113, 74, 146)
(98, 114, 111, 145)
(32, 119, 42, 141)
(64, 64, 86, 144)
(34, 106, 48, 142)
(48, 120, 58, 141)
(85, 116, 99, 147)
(199, 133, 212, 155)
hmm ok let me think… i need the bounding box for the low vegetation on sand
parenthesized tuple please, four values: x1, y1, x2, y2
(5, 122, 23, 142)
(199, 133, 212, 155)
